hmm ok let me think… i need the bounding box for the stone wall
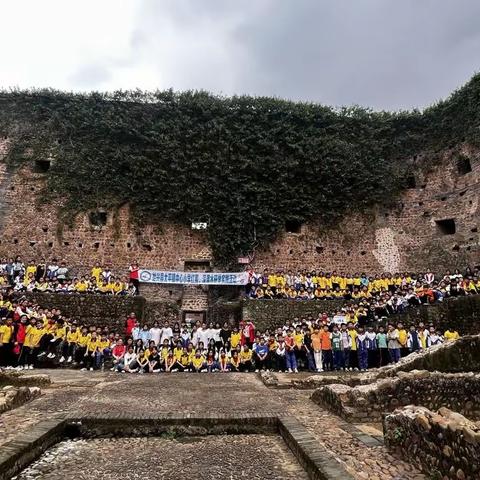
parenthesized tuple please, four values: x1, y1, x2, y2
(243, 295, 480, 334)
(17, 292, 146, 330)
(311, 371, 480, 423)
(375, 334, 480, 377)
(242, 298, 347, 331)
(383, 406, 480, 479)
(0, 144, 478, 274)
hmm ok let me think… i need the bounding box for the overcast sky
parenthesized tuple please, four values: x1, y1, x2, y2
(1, 0, 479, 110)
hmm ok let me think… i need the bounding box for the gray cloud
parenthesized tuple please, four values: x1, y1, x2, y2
(2, 0, 480, 110)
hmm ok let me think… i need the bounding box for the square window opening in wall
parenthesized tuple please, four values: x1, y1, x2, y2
(285, 219, 302, 234)
(33, 159, 51, 173)
(457, 155, 472, 175)
(405, 175, 416, 189)
(435, 218, 456, 235)
(89, 211, 107, 227)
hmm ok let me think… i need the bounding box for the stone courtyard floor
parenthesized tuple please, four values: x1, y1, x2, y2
(1, 370, 426, 480)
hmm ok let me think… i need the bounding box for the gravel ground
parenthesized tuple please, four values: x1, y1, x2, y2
(13, 435, 308, 480)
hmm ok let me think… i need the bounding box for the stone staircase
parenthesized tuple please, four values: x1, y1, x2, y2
(181, 285, 209, 311)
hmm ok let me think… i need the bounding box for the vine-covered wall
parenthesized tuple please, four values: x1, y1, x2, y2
(0, 75, 479, 269)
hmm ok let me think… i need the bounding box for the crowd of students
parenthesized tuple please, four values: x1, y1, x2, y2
(247, 268, 480, 301)
(0, 293, 460, 373)
(0, 257, 140, 296)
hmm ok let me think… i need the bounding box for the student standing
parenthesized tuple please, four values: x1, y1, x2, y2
(356, 328, 369, 371)
(387, 324, 401, 363)
(376, 326, 388, 367)
(311, 327, 323, 372)
(331, 325, 343, 370)
(320, 325, 333, 371)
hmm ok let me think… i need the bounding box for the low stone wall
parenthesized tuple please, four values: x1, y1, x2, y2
(0, 371, 51, 387)
(243, 295, 480, 334)
(383, 406, 480, 479)
(144, 300, 180, 325)
(243, 298, 346, 331)
(16, 292, 146, 329)
(311, 371, 480, 423)
(0, 385, 42, 414)
(375, 334, 480, 377)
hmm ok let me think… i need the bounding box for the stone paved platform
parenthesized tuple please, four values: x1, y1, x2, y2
(0, 370, 425, 480)
(15, 436, 309, 480)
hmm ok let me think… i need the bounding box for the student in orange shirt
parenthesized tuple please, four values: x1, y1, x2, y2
(320, 325, 333, 371)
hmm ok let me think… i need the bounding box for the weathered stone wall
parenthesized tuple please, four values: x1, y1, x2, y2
(0, 144, 478, 273)
(383, 406, 480, 479)
(312, 371, 480, 423)
(243, 295, 480, 334)
(252, 146, 480, 272)
(17, 292, 146, 330)
(375, 335, 480, 377)
(242, 298, 347, 331)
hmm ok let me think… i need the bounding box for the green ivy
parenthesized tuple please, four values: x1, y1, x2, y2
(0, 74, 479, 267)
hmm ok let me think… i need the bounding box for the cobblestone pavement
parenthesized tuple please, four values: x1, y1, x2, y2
(1, 370, 425, 480)
(14, 436, 308, 480)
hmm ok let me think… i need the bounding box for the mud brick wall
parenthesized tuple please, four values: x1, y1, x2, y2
(0, 144, 478, 274)
(383, 406, 480, 479)
(16, 292, 146, 330)
(312, 371, 480, 423)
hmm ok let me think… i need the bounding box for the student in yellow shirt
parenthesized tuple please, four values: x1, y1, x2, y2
(46, 320, 66, 359)
(18, 320, 45, 369)
(191, 351, 206, 372)
(82, 332, 99, 371)
(230, 328, 241, 349)
(75, 327, 90, 364)
(444, 327, 460, 342)
(347, 323, 358, 369)
(74, 276, 89, 293)
(91, 263, 103, 285)
(0, 318, 14, 367)
(239, 344, 253, 372)
(397, 322, 408, 357)
(59, 325, 78, 363)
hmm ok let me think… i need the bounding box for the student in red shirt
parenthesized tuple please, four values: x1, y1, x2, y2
(125, 313, 137, 337)
(111, 339, 126, 371)
(129, 262, 140, 294)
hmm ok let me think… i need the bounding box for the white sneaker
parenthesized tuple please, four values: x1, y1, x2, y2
(110, 367, 115, 371)
(16, 366, 23, 370)
(255, 369, 259, 373)
(37, 352, 46, 357)
(59, 356, 65, 363)
(67, 356, 72, 363)
(29, 365, 34, 370)
(294, 368, 298, 373)
(81, 368, 87, 371)
(288, 368, 293, 373)
(89, 367, 93, 371)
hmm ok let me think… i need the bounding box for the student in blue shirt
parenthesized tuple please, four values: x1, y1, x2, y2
(254, 338, 269, 372)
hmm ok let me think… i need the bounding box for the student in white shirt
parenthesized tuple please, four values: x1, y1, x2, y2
(149, 321, 162, 346)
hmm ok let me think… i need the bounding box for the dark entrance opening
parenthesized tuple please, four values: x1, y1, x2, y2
(435, 218, 456, 235)
(33, 160, 51, 173)
(285, 219, 302, 233)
